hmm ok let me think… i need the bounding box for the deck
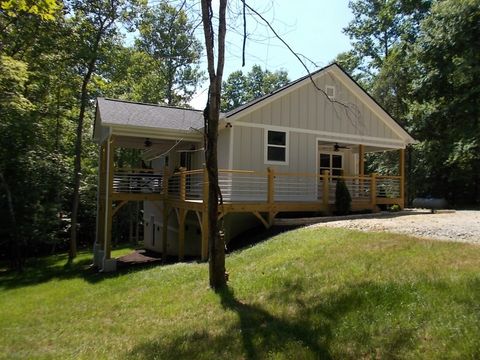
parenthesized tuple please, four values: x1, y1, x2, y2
(111, 167, 403, 210)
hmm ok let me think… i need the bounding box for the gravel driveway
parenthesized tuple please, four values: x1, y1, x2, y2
(309, 210, 480, 245)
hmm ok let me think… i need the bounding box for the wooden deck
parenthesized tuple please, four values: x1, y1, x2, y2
(95, 135, 405, 269)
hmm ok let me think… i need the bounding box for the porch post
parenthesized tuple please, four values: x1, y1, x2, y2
(94, 143, 106, 267)
(178, 209, 186, 261)
(179, 167, 186, 201)
(102, 135, 116, 271)
(201, 167, 209, 261)
(370, 173, 377, 211)
(399, 148, 405, 209)
(358, 144, 365, 176)
(162, 168, 169, 262)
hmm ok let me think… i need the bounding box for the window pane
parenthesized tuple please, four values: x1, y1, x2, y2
(268, 131, 286, 146)
(268, 146, 285, 162)
(320, 154, 330, 168)
(332, 169, 342, 176)
(332, 155, 342, 168)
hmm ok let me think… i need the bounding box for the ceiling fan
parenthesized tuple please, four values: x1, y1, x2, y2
(333, 143, 350, 152)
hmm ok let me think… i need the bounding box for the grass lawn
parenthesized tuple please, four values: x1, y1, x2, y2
(1, 228, 479, 359)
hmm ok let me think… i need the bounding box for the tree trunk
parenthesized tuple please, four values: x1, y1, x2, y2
(69, 65, 95, 260)
(201, 0, 228, 290)
(69, 18, 108, 260)
(0, 172, 22, 271)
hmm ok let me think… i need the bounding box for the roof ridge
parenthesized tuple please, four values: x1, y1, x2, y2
(225, 63, 336, 118)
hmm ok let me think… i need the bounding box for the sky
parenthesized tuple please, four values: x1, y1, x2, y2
(189, 0, 354, 109)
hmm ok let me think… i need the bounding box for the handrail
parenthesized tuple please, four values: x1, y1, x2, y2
(112, 166, 402, 205)
(376, 175, 402, 179)
(115, 167, 162, 173)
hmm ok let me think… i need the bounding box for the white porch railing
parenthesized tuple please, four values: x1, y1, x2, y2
(164, 168, 402, 205)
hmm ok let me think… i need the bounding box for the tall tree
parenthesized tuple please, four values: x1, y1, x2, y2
(136, 1, 203, 106)
(68, 0, 142, 259)
(221, 65, 289, 112)
(343, 0, 431, 78)
(408, 0, 480, 204)
(201, 0, 227, 289)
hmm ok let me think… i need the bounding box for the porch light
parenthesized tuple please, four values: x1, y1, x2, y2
(144, 138, 152, 148)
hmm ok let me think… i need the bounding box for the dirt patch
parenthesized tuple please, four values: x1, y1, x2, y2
(309, 210, 480, 245)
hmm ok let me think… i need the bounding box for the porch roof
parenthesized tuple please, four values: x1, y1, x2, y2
(96, 98, 204, 132)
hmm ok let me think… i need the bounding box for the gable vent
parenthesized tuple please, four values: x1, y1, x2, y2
(325, 85, 336, 100)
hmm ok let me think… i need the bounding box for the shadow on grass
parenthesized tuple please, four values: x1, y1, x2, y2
(124, 277, 478, 360)
(216, 286, 332, 360)
(0, 247, 166, 290)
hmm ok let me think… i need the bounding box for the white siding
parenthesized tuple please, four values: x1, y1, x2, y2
(235, 71, 400, 141)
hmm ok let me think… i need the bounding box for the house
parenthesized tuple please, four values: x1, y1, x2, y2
(93, 63, 415, 271)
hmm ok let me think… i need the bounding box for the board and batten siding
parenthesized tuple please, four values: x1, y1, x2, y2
(234, 71, 398, 140)
(230, 69, 404, 174)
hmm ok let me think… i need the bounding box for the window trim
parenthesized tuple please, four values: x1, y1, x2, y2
(318, 151, 344, 178)
(264, 129, 289, 165)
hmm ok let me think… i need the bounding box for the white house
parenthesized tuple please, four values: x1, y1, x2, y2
(93, 63, 415, 271)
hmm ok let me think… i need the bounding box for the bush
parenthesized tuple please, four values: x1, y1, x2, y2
(389, 204, 401, 212)
(335, 179, 352, 215)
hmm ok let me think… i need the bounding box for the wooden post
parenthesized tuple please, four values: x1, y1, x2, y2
(322, 170, 330, 210)
(97, 144, 107, 247)
(162, 167, 169, 262)
(399, 148, 405, 209)
(370, 173, 377, 211)
(179, 167, 186, 201)
(178, 209, 186, 261)
(201, 167, 209, 261)
(162, 204, 168, 262)
(267, 167, 275, 226)
(104, 136, 115, 260)
(358, 144, 365, 176)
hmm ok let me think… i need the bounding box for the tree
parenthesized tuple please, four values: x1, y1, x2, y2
(0, 0, 59, 20)
(221, 65, 289, 112)
(408, 0, 480, 204)
(201, 0, 227, 289)
(68, 0, 142, 260)
(136, 1, 203, 106)
(343, 0, 431, 78)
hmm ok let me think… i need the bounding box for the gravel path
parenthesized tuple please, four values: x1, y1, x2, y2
(309, 210, 480, 245)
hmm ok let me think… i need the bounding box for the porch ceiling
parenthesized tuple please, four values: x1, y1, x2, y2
(317, 140, 402, 153)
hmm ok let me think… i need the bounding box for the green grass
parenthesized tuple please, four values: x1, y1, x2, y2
(1, 228, 479, 359)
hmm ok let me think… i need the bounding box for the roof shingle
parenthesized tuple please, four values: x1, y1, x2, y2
(97, 98, 204, 131)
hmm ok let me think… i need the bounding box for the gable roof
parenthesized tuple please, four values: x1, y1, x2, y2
(95, 63, 415, 144)
(225, 63, 415, 143)
(225, 63, 335, 118)
(96, 97, 204, 131)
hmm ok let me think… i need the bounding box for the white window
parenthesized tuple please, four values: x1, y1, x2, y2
(265, 129, 289, 165)
(325, 85, 335, 100)
(319, 152, 343, 177)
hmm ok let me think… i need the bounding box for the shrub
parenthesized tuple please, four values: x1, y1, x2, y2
(389, 204, 401, 212)
(335, 179, 352, 215)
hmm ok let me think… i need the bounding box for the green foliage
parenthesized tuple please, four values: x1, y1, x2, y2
(389, 204, 401, 212)
(1, 229, 480, 358)
(335, 179, 352, 215)
(343, 0, 480, 205)
(0, 0, 60, 20)
(221, 65, 290, 112)
(344, 0, 431, 76)
(135, 0, 203, 106)
(0, 0, 204, 264)
(407, 0, 480, 203)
